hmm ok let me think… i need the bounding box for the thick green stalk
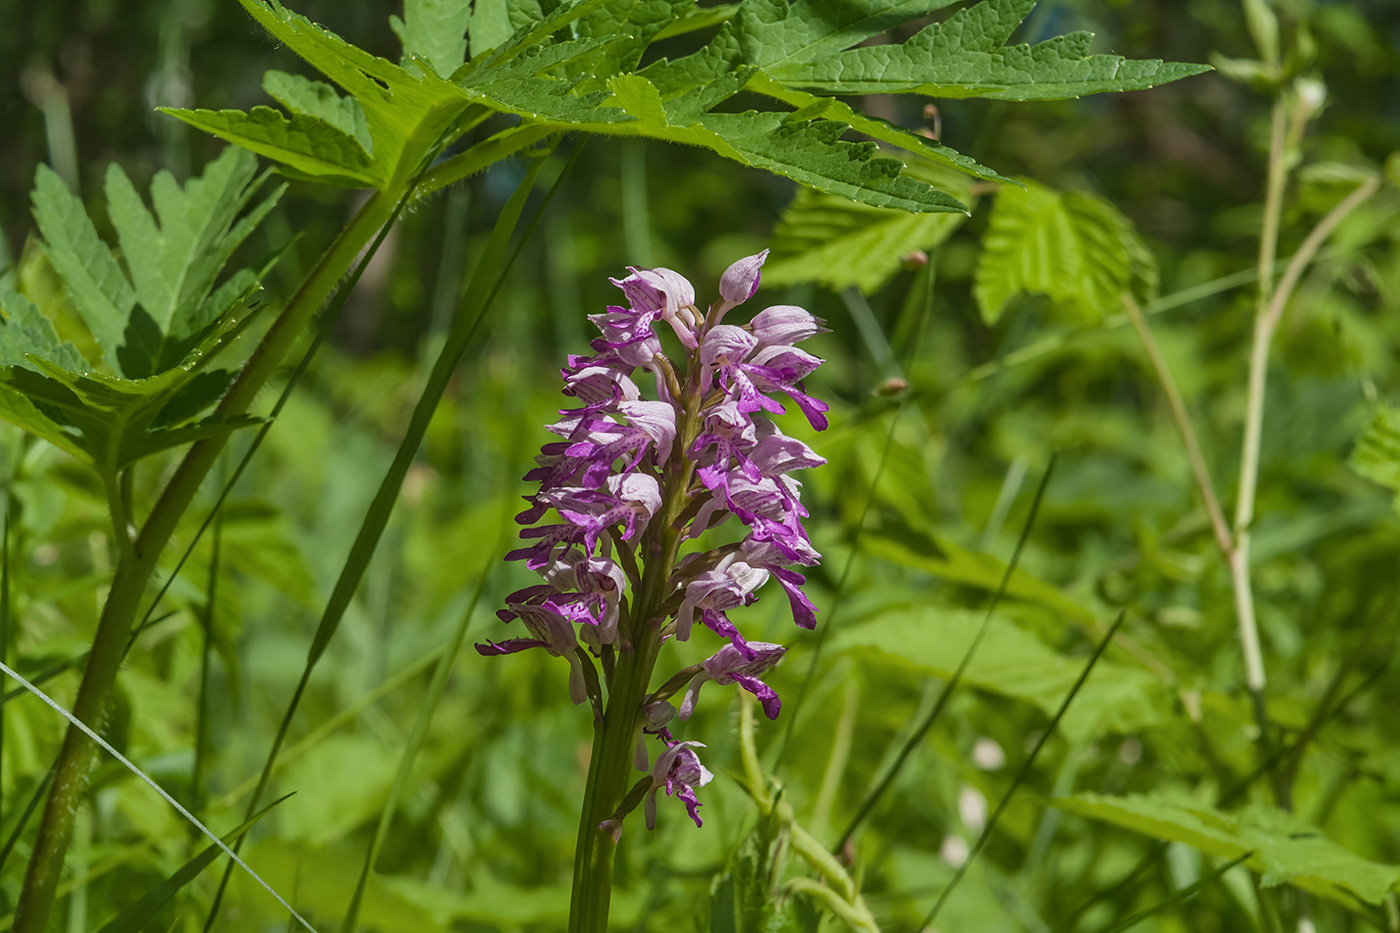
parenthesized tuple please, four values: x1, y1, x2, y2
(569, 368, 702, 932)
(13, 189, 397, 933)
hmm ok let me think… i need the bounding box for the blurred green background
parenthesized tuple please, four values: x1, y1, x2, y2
(3, 1, 1400, 931)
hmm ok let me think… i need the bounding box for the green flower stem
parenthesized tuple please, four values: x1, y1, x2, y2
(13, 188, 398, 933)
(569, 360, 703, 932)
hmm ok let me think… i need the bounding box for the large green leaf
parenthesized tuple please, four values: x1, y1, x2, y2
(1056, 793, 1400, 908)
(262, 71, 374, 154)
(832, 606, 1166, 741)
(765, 0, 1212, 98)
(0, 151, 280, 471)
(391, 0, 473, 77)
(165, 0, 481, 191)
(974, 178, 1158, 325)
(101, 148, 283, 376)
(765, 160, 973, 292)
(171, 0, 1206, 214)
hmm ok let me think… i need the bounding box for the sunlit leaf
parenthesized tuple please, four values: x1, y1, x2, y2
(974, 179, 1158, 324)
(1057, 793, 1400, 907)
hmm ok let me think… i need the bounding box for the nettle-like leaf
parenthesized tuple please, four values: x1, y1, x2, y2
(0, 148, 279, 471)
(765, 159, 974, 292)
(974, 179, 1158, 325)
(645, 0, 1208, 100)
(164, 0, 1205, 214)
(391, 0, 473, 77)
(1057, 793, 1400, 909)
(1349, 405, 1400, 507)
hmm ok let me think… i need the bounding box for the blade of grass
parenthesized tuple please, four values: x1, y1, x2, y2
(190, 473, 223, 828)
(0, 503, 9, 831)
(92, 795, 292, 933)
(833, 453, 1058, 851)
(921, 610, 1127, 926)
(205, 139, 579, 927)
(0, 767, 53, 875)
(339, 554, 499, 932)
(212, 645, 448, 810)
(1094, 851, 1252, 933)
(0, 660, 317, 932)
(772, 259, 938, 770)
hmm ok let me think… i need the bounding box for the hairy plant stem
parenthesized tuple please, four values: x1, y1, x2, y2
(568, 358, 703, 932)
(13, 189, 398, 933)
(1232, 98, 1290, 706)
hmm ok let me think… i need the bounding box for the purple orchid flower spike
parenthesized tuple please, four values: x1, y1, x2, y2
(645, 740, 713, 829)
(482, 248, 826, 837)
(678, 642, 787, 722)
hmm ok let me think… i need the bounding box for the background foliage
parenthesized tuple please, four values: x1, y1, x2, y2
(2, 0, 1400, 930)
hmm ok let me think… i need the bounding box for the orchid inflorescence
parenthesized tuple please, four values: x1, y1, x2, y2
(476, 249, 827, 831)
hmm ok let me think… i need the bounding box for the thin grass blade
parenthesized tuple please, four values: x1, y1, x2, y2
(0, 660, 317, 932)
(835, 453, 1059, 850)
(1092, 851, 1252, 933)
(0, 767, 53, 874)
(922, 610, 1128, 927)
(92, 795, 292, 933)
(339, 557, 499, 933)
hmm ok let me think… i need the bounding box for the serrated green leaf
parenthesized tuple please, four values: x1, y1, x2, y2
(765, 161, 971, 292)
(655, 2, 737, 40)
(0, 356, 259, 471)
(1349, 405, 1400, 499)
(31, 164, 136, 365)
(390, 0, 472, 77)
(762, 0, 1212, 99)
(217, 0, 475, 188)
(0, 288, 85, 373)
(262, 71, 374, 154)
(750, 73, 1014, 183)
(468, 0, 514, 59)
(161, 106, 381, 188)
(645, 0, 961, 95)
(974, 179, 1157, 325)
(573, 0, 691, 79)
(101, 147, 284, 376)
(3, 151, 280, 469)
(833, 605, 1164, 741)
(646, 0, 1207, 101)
(1056, 793, 1400, 907)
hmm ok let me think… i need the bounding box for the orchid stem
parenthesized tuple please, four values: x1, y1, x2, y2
(567, 353, 704, 932)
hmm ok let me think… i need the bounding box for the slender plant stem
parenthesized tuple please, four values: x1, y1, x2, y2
(1232, 172, 1379, 702)
(191, 487, 223, 828)
(1122, 294, 1233, 558)
(568, 344, 705, 932)
(1232, 99, 1290, 701)
(12, 187, 399, 933)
